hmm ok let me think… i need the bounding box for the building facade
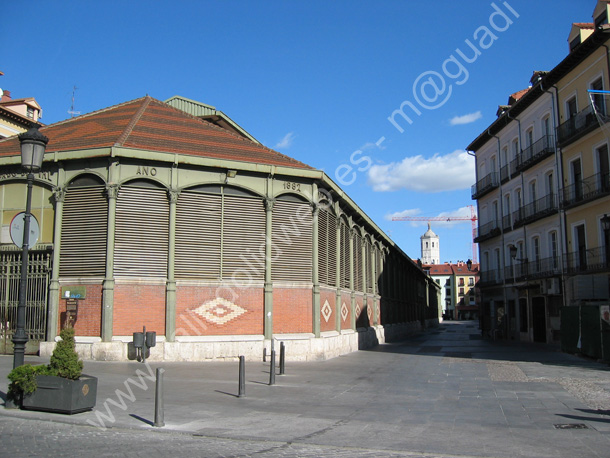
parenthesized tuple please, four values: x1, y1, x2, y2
(470, 1, 610, 346)
(420, 223, 440, 265)
(424, 262, 480, 321)
(0, 95, 440, 361)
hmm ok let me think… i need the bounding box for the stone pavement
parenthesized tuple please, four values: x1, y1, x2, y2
(1, 321, 610, 457)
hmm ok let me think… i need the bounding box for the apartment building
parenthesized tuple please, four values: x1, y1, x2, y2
(469, 1, 610, 345)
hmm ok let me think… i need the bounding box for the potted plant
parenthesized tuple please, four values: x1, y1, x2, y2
(7, 327, 97, 414)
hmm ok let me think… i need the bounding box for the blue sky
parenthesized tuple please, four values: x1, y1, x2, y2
(0, 1, 597, 263)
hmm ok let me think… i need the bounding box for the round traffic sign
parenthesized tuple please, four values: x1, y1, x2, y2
(10, 212, 40, 249)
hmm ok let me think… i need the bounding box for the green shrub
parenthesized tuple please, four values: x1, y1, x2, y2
(48, 327, 83, 380)
(7, 327, 84, 401)
(7, 364, 50, 400)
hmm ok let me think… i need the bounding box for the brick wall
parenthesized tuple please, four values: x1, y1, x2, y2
(320, 288, 336, 332)
(175, 285, 263, 336)
(113, 283, 166, 336)
(341, 292, 352, 330)
(58, 283, 102, 337)
(273, 287, 312, 333)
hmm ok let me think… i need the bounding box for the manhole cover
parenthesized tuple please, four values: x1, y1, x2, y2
(553, 424, 588, 429)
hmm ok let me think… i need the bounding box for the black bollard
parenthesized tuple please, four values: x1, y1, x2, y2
(269, 350, 276, 385)
(279, 342, 285, 375)
(154, 367, 165, 427)
(263, 347, 266, 362)
(238, 356, 246, 397)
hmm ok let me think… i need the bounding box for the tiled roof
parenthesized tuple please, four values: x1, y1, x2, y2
(0, 96, 312, 170)
(508, 88, 530, 105)
(573, 22, 594, 28)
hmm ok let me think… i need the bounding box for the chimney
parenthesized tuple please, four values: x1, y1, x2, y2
(1, 90, 11, 102)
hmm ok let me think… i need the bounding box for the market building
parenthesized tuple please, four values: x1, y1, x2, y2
(0, 95, 440, 361)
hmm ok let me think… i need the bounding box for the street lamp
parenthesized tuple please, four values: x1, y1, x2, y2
(13, 125, 48, 369)
(466, 259, 473, 271)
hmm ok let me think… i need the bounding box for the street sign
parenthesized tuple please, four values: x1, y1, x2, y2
(9, 212, 40, 249)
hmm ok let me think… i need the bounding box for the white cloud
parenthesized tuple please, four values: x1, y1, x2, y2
(367, 149, 475, 192)
(385, 208, 421, 221)
(275, 132, 295, 149)
(449, 111, 482, 126)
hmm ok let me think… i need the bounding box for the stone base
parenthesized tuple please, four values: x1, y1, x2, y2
(40, 323, 423, 362)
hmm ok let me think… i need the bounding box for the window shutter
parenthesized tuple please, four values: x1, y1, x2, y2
(175, 191, 221, 279)
(271, 200, 312, 282)
(114, 186, 169, 277)
(60, 186, 108, 277)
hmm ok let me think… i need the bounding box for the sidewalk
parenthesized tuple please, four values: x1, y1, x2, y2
(1, 321, 610, 457)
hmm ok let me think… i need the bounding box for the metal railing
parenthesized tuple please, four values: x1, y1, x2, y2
(564, 245, 610, 275)
(516, 135, 555, 172)
(474, 220, 501, 242)
(518, 194, 558, 226)
(557, 105, 599, 146)
(471, 172, 499, 199)
(562, 171, 610, 209)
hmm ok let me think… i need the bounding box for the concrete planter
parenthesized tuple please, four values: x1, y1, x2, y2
(22, 374, 97, 414)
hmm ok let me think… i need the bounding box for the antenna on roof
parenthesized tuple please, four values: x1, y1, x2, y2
(68, 85, 80, 118)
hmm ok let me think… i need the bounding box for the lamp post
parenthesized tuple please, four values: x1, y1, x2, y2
(602, 214, 610, 267)
(13, 126, 48, 369)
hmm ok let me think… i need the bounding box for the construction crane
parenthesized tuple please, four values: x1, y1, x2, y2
(391, 205, 478, 263)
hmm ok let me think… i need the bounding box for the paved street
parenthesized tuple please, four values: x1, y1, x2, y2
(2, 321, 610, 457)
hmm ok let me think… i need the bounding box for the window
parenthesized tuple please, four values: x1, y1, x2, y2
(572, 158, 583, 201)
(591, 77, 605, 115)
(526, 128, 534, 148)
(459, 288, 465, 296)
(542, 116, 551, 138)
(596, 144, 610, 192)
(532, 237, 540, 272)
(566, 97, 578, 119)
(459, 278, 465, 286)
(512, 138, 519, 159)
(26, 107, 34, 119)
(468, 277, 474, 286)
(502, 146, 508, 167)
(530, 180, 537, 204)
(432, 242, 435, 247)
(446, 288, 451, 297)
(549, 231, 558, 269)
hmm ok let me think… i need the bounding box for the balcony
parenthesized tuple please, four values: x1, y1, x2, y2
(502, 213, 512, 232)
(474, 220, 501, 243)
(564, 245, 610, 275)
(515, 194, 558, 227)
(562, 171, 610, 209)
(500, 164, 510, 184)
(556, 105, 599, 147)
(471, 172, 499, 200)
(516, 135, 555, 173)
(479, 268, 501, 286)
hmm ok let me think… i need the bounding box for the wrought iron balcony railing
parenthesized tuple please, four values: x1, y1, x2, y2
(516, 135, 555, 173)
(562, 171, 610, 209)
(474, 220, 501, 243)
(564, 245, 610, 275)
(471, 172, 499, 200)
(556, 105, 599, 147)
(517, 194, 558, 226)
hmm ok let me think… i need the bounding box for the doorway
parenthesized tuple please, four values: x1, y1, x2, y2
(532, 297, 546, 343)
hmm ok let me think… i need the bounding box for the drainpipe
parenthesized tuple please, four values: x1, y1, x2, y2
(540, 77, 568, 312)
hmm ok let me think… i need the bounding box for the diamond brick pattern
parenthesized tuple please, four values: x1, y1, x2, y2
(193, 297, 246, 325)
(321, 299, 332, 323)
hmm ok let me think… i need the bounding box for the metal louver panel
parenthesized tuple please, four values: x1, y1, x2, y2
(366, 242, 373, 293)
(60, 186, 108, 276)
(222, 195, 265, 281)
(271, 200, 312, 282)
(114, 186, 169, 277)
(175, 191, 221, 279)
(340, 222, 350, 289)
(354, 232, 363, 292)
(317, 209, 328, 285)
(317, 209, 337, 287)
